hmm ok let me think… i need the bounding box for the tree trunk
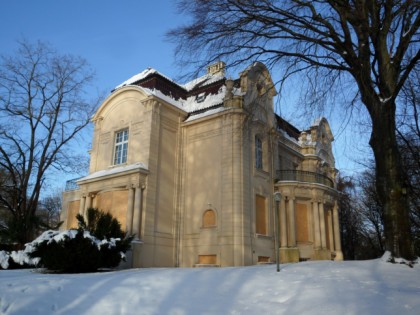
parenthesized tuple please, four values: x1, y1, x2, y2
(369, 100, 414, 260)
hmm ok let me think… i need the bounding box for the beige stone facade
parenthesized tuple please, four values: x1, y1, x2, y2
(61, 62, 343, 267)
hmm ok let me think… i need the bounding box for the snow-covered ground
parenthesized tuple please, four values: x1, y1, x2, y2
(0, 256, 419, 315)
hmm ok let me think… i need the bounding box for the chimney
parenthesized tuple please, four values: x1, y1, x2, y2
(207, 61, 226, 76)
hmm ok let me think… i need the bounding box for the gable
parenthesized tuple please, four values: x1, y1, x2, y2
(93, 86, 151, 123)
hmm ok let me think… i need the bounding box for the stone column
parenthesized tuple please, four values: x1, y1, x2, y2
(79, 195, 86, 215)
(327, 209, 334, 251)
(83, 194, 94, 217)
(312, 201, 321, 248)
(280, 197, 288, 247)
(132, 186, 142, 238)
(319, 201, 326, 248)
(287, 198, 296, 247)
(333, 201, 344, 260)
(126, 186, 135, 234)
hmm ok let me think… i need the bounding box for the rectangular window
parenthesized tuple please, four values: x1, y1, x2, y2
(114, 129, 129, 165)
(198, 255, 217, 265)
(256, 195, 267, 235)
(255, 136, 263, 169)
(258, 256, 270, 263)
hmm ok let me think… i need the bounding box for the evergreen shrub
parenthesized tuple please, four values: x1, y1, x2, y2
(28, 208, 133, 273)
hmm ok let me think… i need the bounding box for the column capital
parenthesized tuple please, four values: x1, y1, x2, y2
(131, 184, 146, 190)
(284, 195, 294, 201)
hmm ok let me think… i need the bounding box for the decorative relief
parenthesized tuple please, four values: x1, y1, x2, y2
(88, 192, 96, 198)
(93, 116, 104, 130)
(129, 174, 141, 186)
(323, 193, 336, 205)
(100, 132, 111, 144)
(141, 98, 158, 111)
(295, 187, 311, 199)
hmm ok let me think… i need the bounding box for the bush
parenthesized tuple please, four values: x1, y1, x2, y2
(0, 250, 10, 269)
(0, 249, 38, 270)
(77, 208, 127, 241)
(26, 208, 133, 273)
(27, 230, 126, 273)
(0, 244, 19, 251)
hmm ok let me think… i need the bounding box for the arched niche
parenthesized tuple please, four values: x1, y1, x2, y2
(202, 209, 217, 228)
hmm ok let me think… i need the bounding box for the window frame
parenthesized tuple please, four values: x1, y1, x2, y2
(255, 194, 267, 235)
(113, 128, 129, 165)
(255, 135, 263, 170)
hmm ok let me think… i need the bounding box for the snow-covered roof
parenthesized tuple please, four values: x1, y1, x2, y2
(115, 68, 157, 89)
(114, 67, 226, 92)
(115, 68, 181, 90)
(182, 86, 226, 112)
(182, 72, 225, 91)
(113, 67, 232, 119)
(142, 87, 183, 109)
(298, 132, 315, 146)
(141, 85, 226, 114)
(78, 162, 148, 183)
(185, 106, 228, 122)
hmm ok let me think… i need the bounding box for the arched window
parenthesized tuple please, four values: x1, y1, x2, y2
(202, 209, 216, 227)
(255, 135, 263, 169)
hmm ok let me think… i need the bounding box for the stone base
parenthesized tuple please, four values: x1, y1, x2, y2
(117, 249, 133, 269)
(280, 247, 300, 263)
(334, 250, 344, 261)
(313, 248, 332, 260)
(131, 240, 143, 268)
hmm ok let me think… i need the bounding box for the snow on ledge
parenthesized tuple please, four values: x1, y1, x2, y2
(185, 106, 228, 122)
(78, 162, 148, 183)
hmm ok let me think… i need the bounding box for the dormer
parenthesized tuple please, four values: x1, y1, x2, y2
(239, 62, 277, 127)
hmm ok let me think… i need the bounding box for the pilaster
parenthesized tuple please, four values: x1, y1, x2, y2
(132, 186, 143, 238)
(287, 197, 296, 247)
(333, 201, 343, 261)
(280, 198, 287, 248)
(126, 186, 135, 234)
(312, 200, 321, 248)
(319, 201, 326, 248)
(79, 195, 86, 215)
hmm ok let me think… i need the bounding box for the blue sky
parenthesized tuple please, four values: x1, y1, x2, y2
(0, 0, 369, 188)
(1, 1, 185, 93)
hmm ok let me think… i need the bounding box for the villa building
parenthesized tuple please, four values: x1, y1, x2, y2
(61, 62, 343, 267)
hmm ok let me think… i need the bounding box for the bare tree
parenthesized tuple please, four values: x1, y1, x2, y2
(37, 190, 63, 230)
(357, 168, 386, 254)
(337, 176, 362, 260)
(168, 0, 420, 259)
(396, 70, 420, 253)
(0, 41, 98, 246)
